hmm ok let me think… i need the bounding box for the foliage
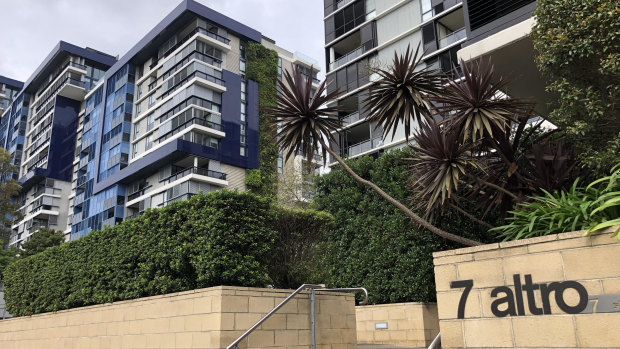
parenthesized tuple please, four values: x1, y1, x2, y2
(364, 44, 443, 140)
(245, 42, 280, 197)
(314, 149, 495, 304)
(0, 148, 21, 244)
(267, 66, 340, 167)
(266, 49, 482, 246)
(0, 246, 18, 280)
(408, 59, 579, 222)
(267, 207, 334, 289)
(496, 164, 620, 240)
(3, 190, 277, 316)
(19, 228, 64, 258)
(433, 59, 531, 142)
(532, 0, 620, 174)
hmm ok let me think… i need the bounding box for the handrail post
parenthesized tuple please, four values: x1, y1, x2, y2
(311, 288, 317, 349)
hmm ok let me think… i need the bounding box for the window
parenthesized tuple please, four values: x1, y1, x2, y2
(145, 135, 153, 150)
(421, 0, 433, 21)
(134, 123, 140, 137)
(277, 57, 282, 77)
(240, 41, 247, 75)
(132, 143, 138, 158)
(240, 124, 246, 145)
(136, 103, 141, 115)
(148, 93, 156, 107)
(240, 146, 246, 156)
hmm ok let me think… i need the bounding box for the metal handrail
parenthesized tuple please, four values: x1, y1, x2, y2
(227, 284, 324, 349)
(428, 332, 441, 349)
(227, 284, 368, 349)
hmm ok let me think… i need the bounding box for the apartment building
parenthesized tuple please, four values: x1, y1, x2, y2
(0, 0, 322, 245)
(1, 43, 116, 246)
(323, 0, 466, 162)
(0, 77, 22, 117)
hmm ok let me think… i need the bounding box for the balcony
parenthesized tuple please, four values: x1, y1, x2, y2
(341, 111, 363, 126)
(438, 28, 466, 49)
(160, 70, 225, 99)
(346, 136, 383, 157)
(158, 193, 196, 208)
(127, 186, 152, 202)
(160, 26, 231, 61)
(158, 116, 224, 143)
(330, 39, 375, 71)
(160, 166, 227, 185)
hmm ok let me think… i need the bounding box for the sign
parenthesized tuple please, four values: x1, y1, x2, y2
(450, 274, 620, 319)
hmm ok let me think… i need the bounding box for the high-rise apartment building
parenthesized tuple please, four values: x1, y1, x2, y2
(323, 0, 542, 163)
(323, 0, 466, 162)
(1, 0, 320, 246)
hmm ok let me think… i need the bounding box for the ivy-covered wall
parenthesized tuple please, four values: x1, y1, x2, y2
(245, 42, 279, 197)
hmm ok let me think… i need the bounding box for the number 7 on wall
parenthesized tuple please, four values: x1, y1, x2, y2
(450, 280, 474, 319)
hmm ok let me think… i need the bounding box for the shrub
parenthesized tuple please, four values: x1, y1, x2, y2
(267, 207, 334, 289)
(3, 190, 277, 316)
(496, 164, 620, 240)
(314, 149, 495, 304)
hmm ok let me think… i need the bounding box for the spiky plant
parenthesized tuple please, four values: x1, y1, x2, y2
(407, 122, 478, 216)
(267, 66, 481, 246)
(433, 59, 531, 142)
(364, 44, 444, 141)
(268, 66, 341, 166)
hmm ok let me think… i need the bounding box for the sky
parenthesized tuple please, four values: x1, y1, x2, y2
(0, 0, 326, 83)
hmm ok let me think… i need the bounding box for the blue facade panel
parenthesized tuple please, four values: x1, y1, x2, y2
(49, 96, 80, 181)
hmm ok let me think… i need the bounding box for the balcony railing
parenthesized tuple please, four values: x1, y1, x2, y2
(330, 39, 375, 71)
(127, 186, 152, 202)
(438, 28, 466, 49)
(334, 0, 355, 11)
(342, 111, 362, 126)
(158, 116, 223, 143)
(161, 166, 226, 185)
(346, 136, 383, 157)
(158, 193, 196, 207)
(160, 26, 230, 60)
(160, 70, 225, 99)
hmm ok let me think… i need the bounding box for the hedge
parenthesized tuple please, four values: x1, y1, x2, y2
(313, 149, 496, 304)
(4, 190, 277, 316)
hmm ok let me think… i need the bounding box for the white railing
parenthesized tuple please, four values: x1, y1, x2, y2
(347, 136, 383, 157)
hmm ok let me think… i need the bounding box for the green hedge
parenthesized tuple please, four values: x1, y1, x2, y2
(267, 207, 334, 289)
(314, 149, 496, 304)
(4, 190, 277, 316)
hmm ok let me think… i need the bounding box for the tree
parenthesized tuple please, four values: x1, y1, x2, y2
(532, 0, 620, 174)
(20, 228, 64, 258)
(267, 45, 482, 247)
(407, 59, 579, 226)
(0, 147, 21, 245)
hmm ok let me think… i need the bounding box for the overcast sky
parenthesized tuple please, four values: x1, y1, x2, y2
(0, 0, 326, 83)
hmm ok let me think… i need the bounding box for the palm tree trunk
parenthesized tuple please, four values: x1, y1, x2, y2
(320, 139, 482, 246)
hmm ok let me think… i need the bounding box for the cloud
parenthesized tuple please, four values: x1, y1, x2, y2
(0, 0, 325, 82)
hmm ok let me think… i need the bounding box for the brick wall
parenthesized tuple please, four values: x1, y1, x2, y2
(0, 286, 357, 349)
(356, 302, 439, 347)
(433, 227, 620, 348)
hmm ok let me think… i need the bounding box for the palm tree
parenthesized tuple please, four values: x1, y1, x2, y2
(267, 45, 482, 247)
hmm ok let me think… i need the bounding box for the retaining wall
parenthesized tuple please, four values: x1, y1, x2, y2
(0, 286, 357, 349)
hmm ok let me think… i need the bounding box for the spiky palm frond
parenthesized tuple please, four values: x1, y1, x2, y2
(407, 122, 478, 217)
(363, 44, 444, 141)
(266, 66, 341, 166)
(433, 59, 532, 142)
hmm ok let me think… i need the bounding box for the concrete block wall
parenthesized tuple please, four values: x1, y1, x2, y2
(356, 302, 439, 347)
(0, 286, 357, 349)
(433, 227, 620, 348)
